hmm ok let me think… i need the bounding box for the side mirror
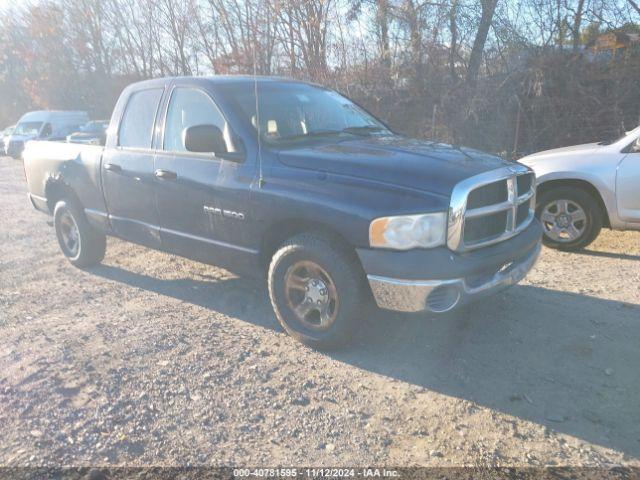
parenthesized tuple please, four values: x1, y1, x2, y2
(183, 124, 227, 154)
(632, 138, 640, 153)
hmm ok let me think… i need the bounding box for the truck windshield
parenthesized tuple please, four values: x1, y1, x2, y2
(220, 82, 390, 145)
(14, 122, 43, 136)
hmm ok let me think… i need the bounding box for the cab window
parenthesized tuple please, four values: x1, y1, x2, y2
(163, 88, 227, 152)
(119, 88, 163, 149)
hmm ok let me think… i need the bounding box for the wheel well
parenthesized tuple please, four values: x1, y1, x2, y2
(536, 179, 610, 228)
(260, 219, 355, 271)
(44, 179, 81, 214)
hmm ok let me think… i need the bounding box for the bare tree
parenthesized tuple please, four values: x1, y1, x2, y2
(157, 0, 195, 75)
(276, 0, 333, 80)
(1, 0, 639, 155)
(467, 0, 499, 86)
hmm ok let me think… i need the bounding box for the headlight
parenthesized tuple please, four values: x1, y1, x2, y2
(369, 212, 447, 250)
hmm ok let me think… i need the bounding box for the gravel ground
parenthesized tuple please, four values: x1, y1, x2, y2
(1, 155, 639, 467)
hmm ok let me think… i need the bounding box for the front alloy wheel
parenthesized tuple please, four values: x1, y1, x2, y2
(540, 199, 587, 243)
(284, 260, 339, 331)
(536, 187, 602, 251)
(268, 233, 367, 349)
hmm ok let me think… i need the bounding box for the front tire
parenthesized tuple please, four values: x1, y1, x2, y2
(536, 187, 602, 251)
(54, 199, 106, 267)
(268, 233, 367, 350)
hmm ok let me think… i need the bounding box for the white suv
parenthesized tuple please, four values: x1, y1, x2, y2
(520, 126, 640, 250)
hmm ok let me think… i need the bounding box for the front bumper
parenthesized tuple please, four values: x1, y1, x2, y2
(361, 220, 542, 313)
(28, 193, 50, 214)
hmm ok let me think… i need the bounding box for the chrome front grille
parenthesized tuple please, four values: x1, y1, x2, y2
(447, 164, 535, 252)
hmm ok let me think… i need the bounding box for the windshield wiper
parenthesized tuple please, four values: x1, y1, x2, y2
(277, 129, 344, 141)
(278, 126, 387, 142)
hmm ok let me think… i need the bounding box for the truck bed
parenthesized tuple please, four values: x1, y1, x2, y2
(23, 140, 106, 215)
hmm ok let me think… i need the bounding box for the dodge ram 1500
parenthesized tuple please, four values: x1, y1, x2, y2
(23, 76, 542, 349)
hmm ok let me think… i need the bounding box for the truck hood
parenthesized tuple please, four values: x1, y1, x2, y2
(519, 142, 601, 166)
(276, 136, 511, 197)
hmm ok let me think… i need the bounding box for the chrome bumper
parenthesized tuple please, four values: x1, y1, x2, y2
(368, 242, 541, 313)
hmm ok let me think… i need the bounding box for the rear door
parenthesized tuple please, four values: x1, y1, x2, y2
(102, 87, 164, 247)
(154, 84, 257, 269)
(616, 144, 640, 223)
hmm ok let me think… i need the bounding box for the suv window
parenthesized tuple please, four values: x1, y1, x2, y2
(119, 88, 163, 149)
(40, 123, 52, 138)
(163, 88, 226, 152)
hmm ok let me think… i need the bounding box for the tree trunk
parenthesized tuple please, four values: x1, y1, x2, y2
(449, 0, 459, 81)
(405, 0, 422, 85)
(466, 0, 498, 87)
(571, 0, 586, 51)
(626, 0, 640, 15)
(376, 0, 390, 70)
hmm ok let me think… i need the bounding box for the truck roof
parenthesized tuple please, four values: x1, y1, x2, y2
(125, 75, 314, 91)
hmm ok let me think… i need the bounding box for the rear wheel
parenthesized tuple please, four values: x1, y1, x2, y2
(536, 187, 602, 251)
(268, 233, 367, 350)
(54, 199, 106, 267)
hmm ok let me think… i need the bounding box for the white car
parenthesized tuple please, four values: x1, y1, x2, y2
(5, 110, 89, 158)
(520, 126, 640, 250)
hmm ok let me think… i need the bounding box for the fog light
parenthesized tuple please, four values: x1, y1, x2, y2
(426, 285, 460, 312)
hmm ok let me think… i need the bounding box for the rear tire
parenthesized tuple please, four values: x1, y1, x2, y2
(54, 199, 106, 267)
(268, 233, 367, 350)
(536, 187, 602, 251)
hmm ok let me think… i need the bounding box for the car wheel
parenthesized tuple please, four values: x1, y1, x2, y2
(268, 233, 367, 350)
(54, 199, 106, 267)
(536, 187, 602, 251)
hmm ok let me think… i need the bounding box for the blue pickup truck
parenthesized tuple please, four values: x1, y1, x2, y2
(23, 76, 542, 349)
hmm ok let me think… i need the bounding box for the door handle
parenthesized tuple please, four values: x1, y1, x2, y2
(154, 169, 177, 180)
(104, 163, 122, 172)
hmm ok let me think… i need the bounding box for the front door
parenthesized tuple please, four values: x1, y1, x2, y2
(154, 85, 256, 270)
(616, 140, 640, 223)
(102, 87, 164, 247)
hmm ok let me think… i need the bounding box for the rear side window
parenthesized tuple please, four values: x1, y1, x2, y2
(119, 88, 163, 149)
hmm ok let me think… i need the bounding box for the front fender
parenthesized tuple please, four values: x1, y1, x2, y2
(255, 166, 450, 249)
(535, 170, 621, 228)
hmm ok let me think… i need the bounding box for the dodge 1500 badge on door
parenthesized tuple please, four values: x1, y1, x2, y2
(520, 126, 640, 250)
(23, 76, 542, 349)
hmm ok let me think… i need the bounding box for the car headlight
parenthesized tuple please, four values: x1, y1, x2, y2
(369, 212, 447, 250)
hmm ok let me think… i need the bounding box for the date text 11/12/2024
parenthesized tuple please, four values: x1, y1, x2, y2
(233, 468, 400, 478)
